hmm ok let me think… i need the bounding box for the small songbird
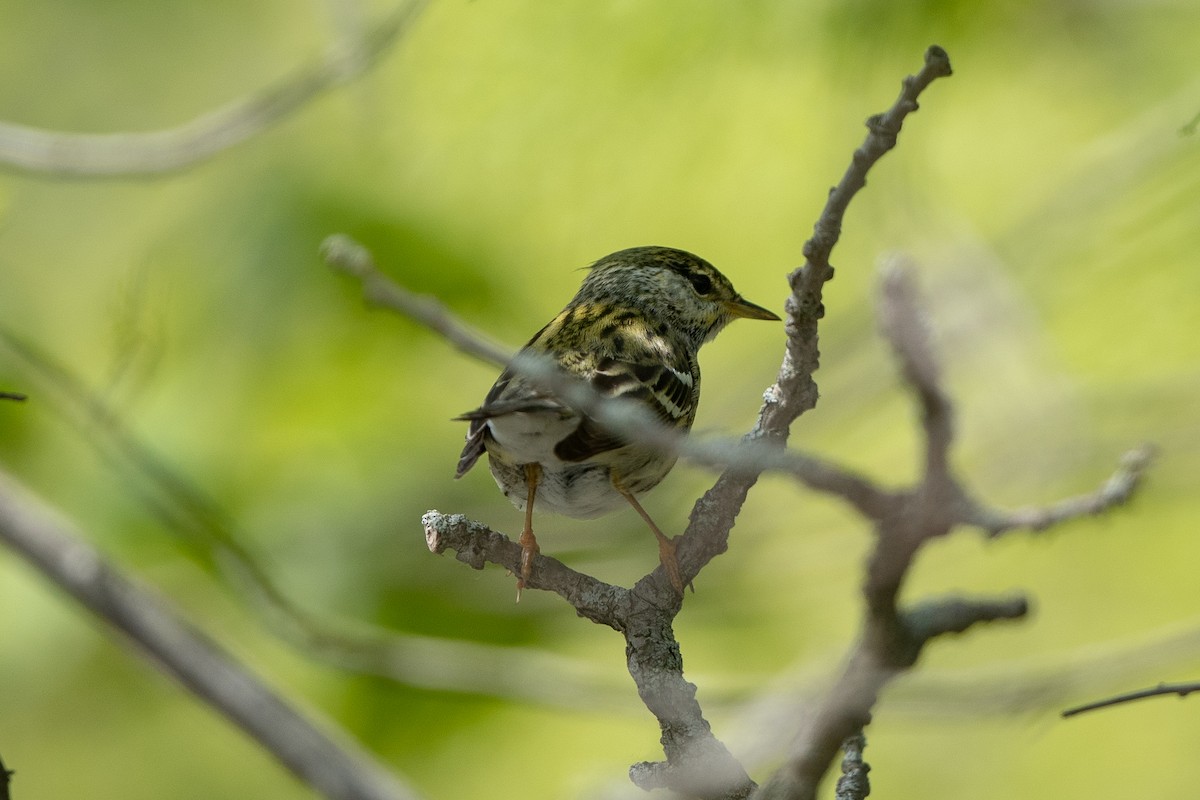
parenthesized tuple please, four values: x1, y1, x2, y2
(455, 246, 779, 595)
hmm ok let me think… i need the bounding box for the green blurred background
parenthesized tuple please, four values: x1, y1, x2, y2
(1, 1, 1198, 798)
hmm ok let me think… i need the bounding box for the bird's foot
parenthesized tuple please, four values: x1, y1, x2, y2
(657, 535, 687, 596)
(515, 525, 540, 602)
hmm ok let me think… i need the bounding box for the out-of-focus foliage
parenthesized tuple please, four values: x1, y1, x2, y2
(1, 1, 1198, 798)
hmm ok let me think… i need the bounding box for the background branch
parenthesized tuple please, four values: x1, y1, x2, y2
(0, 470, 422, 800)
(0, 0, 426, 177)
(1062, 680, 1200, 718)
(750, 256, 1150, 800)
(0, 327, 635, 710)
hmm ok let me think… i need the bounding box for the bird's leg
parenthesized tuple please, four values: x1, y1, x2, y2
(614, 478, 685, 595)
(516, 462, 542, 600)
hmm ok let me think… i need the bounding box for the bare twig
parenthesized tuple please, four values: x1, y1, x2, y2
(322, 235, 513, 367)
(964, 444, 1154, 537)
(0, 0, 426, 177)
(1062, 680, 1200, 718)
(0, 470, 421, 800)
(0, 391, 27, 401)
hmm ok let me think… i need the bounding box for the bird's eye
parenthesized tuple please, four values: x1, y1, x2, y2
(687, 273, 713, 296)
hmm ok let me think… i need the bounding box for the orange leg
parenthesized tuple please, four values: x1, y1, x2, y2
(516, 463, 542, 601)
(614, 479, 685, 595)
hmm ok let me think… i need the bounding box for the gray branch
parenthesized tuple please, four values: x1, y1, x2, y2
(1062, 680, 1200, 718)
(0, 470, 421, 800)
(749, 260, 1149, 800)
(0, 0, 426, 177)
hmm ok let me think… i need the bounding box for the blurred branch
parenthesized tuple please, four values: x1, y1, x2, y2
(0, 470, 421, 800)
(750, 256, 1147, 800)
(733, 618, 1200, 749)
(1062, 680, 1200, 718)
(322, 235, 513, 367)
(0, 391, 27, 401)
(0, 327, 630, 710)
(0, 0, 427, 178)
(966, 446, 1153, 538)
(1181, 109, 1200, 136)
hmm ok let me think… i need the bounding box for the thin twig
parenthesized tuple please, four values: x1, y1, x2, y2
(0, 0, 426, 177)
(0, 470, 421, 800)
(967, 445, 1155, 537)
(321, 235, 513, 367)
(1062, 680, 1200, 718)
(0, 391, 27, 401)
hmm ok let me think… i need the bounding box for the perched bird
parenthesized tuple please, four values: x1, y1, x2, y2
(455, 246, 778, 595)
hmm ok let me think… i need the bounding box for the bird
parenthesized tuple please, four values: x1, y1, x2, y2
(454, 246, 779, 596)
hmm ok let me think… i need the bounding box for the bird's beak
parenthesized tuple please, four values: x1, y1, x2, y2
(725, 296, 781, 321)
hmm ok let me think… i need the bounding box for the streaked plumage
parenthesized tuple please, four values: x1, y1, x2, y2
(455, 246, 778, 594)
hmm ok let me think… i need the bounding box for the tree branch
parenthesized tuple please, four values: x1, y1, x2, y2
(965, 445, 1154, 538)
(750, 255, 1149, 800)
(0, 470, 421, 800)
(1062, 680, 1200, 718)
(0, 0, 426, 177)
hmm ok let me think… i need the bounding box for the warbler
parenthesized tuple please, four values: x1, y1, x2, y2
(455, 246, 779, 595)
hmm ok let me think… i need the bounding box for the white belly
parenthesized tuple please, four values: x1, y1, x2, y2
(482, 411, 672, 518)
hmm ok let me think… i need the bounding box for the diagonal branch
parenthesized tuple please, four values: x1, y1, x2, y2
(0, 0, 426, 177)
(323, 234, 513, 367)
(0, 470, 421, 800)
(1062, 680, 1200, 718)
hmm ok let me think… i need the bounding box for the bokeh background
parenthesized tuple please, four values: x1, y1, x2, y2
(1, 1, 1198, 798)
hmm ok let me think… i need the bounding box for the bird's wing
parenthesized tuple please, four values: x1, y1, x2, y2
(455, 369, 565, 476)
(552, 355, 695, 463)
